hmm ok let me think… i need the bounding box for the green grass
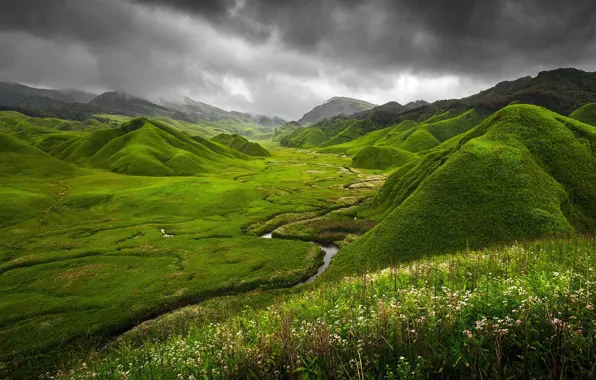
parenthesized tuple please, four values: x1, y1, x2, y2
(57, 237, 596, 379)
(569, 103, 596, 126)
(43, 118, 259, 176)
(330, 105, 596, 275)
(352, 146, 417, 170)
(3, 103, 596, 379)
(0, 141, 379, 377)
(318, 109, 485, 159)
(212, 133, 271, 157)
(0, 132, 76, 179)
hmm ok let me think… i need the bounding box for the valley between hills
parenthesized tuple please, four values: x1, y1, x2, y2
(1, 68, 596, 379)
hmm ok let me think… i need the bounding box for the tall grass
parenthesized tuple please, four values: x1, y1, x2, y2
(55, 237, 596, 379)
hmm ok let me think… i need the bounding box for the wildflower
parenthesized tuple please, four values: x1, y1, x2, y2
(587, 304, 594, 311)
(463, 330, 473, 339)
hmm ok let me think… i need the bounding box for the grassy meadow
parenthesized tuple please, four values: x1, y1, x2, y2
(1, 97, 596, 379)
(56, 237, 596, 379)
(0, 116, 383, 377)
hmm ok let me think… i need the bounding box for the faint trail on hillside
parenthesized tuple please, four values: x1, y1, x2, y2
(39, 180, 69, 224)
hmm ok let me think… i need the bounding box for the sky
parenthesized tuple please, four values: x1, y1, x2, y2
(1, 0, 595, 120)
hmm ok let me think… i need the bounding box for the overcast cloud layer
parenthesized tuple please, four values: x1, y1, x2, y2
(1, 0, 595, 119)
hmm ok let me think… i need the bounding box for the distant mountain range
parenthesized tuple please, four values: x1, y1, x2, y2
(0, 82, 286, 132)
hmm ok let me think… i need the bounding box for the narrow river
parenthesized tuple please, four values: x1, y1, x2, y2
(260, 232, 339, 286)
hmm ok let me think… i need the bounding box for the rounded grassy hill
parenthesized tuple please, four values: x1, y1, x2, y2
(329, 104, 596, 275)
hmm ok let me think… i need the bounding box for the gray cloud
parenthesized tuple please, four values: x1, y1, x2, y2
(0, 0, 595, 119)
(132, 0, 596, 76)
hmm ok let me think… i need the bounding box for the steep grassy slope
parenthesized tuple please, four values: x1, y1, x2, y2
(211, 133, 270, 156)
(330, 105, 596, 274)
(351, 146, 416, 170)
(569, 103, 596, 126)
(46, 118, 253, 176)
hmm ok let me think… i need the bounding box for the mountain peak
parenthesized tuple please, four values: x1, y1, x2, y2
(298, 97, 377, 125)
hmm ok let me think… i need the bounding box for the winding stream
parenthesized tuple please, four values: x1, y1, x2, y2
(260, 232, 339, 286)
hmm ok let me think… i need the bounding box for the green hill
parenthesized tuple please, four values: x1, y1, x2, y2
(318, 109, 485, 158)
(569, 103, 596, 126)
(47, 118, 252, 176)
(330, 104, 596, 275)
(211, 133, 270, 157)
(352, 146, 416, 170)
(0, 132, 78, 227)
(0, 132, 76, 178)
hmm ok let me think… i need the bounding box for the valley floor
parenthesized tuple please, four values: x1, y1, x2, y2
(0, 146, 383, 378)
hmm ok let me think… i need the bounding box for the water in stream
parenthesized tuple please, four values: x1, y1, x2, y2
(260, 232, 339, 285)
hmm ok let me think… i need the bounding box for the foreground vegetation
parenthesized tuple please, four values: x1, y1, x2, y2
(54, 237, 596, 379)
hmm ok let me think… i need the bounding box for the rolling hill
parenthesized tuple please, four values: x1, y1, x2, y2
(283, 108, 486, 165)
(45, 118, 252, 176)
(211, 133, 270, 157)
(0, 131, 76, 178)
(0, 131, 78, 227)
(329, 104, 596, 275)
(569, 103, 596, 126)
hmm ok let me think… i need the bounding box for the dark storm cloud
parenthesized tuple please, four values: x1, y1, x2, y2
(132, 0, 596, 77)
(1, 0, 596, 119)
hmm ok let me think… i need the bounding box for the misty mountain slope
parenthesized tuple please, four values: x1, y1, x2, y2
(0, 82, 96, 105)
(569, 103, 596, 126)
(297, 97, 377, 126)
(230, 111, 286, 128)
(211, 133, 270, 157)
(162, 97, 286, 130)
(327, 104, 596, 275)
(89, 92, 175, 117)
